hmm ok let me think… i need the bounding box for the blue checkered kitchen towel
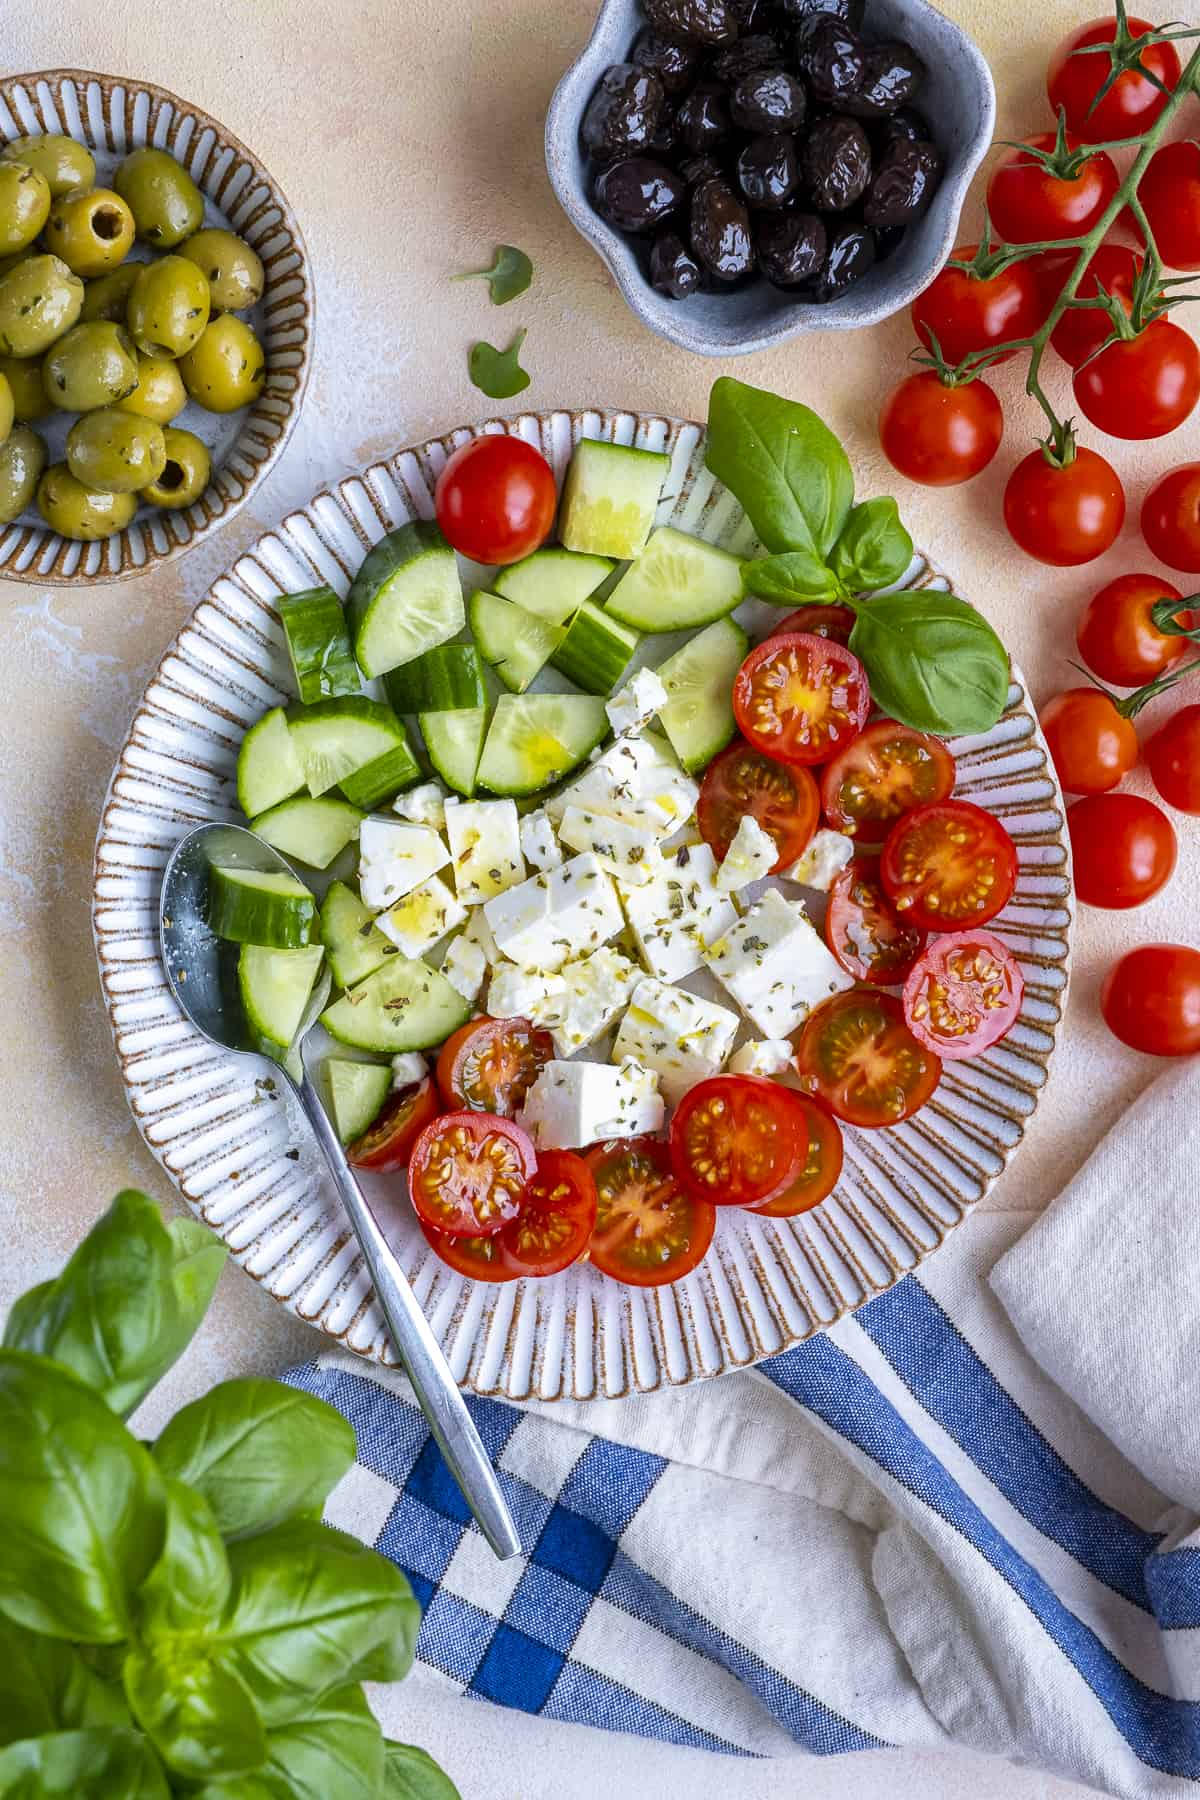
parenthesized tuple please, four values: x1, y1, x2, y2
(286, 1059, 1200, 1799)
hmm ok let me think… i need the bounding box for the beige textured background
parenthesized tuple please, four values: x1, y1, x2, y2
(2, 1, 1197, 1794)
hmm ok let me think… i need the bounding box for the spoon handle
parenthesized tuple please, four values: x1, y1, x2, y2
(295, 1070, 522, 1562)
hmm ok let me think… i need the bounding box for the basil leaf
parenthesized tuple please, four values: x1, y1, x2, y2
(0, 1728, 170, 1798)
(123, 1646, 266, 1783)
(136, 1480, 230, 1636)
(152, 1379, 355, 1542)
(453, 244, 532, 305)
(0, 1351, 165, 1643)
(0, 1617, 129, 1746)
(468, 330, 530, 400)
(850, 592, 1011, 735)
(741, 548, 843, 605)
(195, 1687, 387, 1800)
(3, 1191, 225, 1417)
(384, 1740, 463, 1800)
(829, 497, 914, 593)
(706, 376, 854, 556)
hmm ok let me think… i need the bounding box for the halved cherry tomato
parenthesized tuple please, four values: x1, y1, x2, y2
(881, 800, 1018, 932)
(820, 718, 956, 844)
(825, 858, 926, 986)
(1141, 463, 1200, 572)
(1146, 705, 1200, 815)
(1040, 689, 1139, 796)
(910, 243, 1043, 367)
(348, 1077, 442, 1173)
(768, 604, 856, 645)
(1139, 142, 1200, 273)
(500, 1151, 597, 1278)
(1068, 792, 1177, 908)
(986, 134, 1119, 246)
(585, 1137, 716, 1287)
(434, 435, 557, 566)
(408, 1110, 536, 1238)
(902, 930, 1024, 1061)
(1073, 320, 1200, 441)
(697, 739, 819, 867)
(1101, 943, 1200, 1056)
(436, 1015, 553, 1118)
(1004, 444, 1125, 567)
(418, 1219, 517, 1283)
(732, 633, 870, 767)
(794, 990, 942, 1129)
(747, 1097, 844, 1218)
(1047, 15, 1179, 143)
(670, 1074, 806, 1207)
(1050, 246, 1146, 370)
(1076, 572, 1192, 687)
(879, 370, 1003, 487)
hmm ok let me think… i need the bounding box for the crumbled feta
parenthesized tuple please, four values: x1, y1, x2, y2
(519, 1057, 664, 1150)
(483, 853, 624, 972)
(376, 874, 466, 959)
(462, 906, 500, 967)
(441, 933, 488, 1003)
(606, 667, 668, 737)
(783, 828, 855, 892)
(358, 819, 449, 913)
(552, 947, 640, 1055)
(617, 841, 737, 983)
(716, 815, 779, 893)
(486, 963, 567, 1025)
(612, 977, 740, 1105)
(392, 780, 447, 829)
(545, 730, 697, 838)
(706, 887, 854, 1037)
(444, 799, 526, 906)
(390, 1051, 428, 1089)
(558, 805, 660, 887)
(519, 807, 562, 873)
(727, 1038, 793, 1078)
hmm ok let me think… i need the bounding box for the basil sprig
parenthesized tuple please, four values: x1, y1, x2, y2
(706, 377, 1010, 736)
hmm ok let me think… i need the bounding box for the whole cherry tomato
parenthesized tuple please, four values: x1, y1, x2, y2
(1076, 572, 1192, 686)
(1138, 142, 1200, 272)
(1050, 246, 1145, 369)
(1141, 463, 1200, 571)
(987, 133, 1119, 245)
(879, 371, 1003, 486)
(1101, 944, 1200, 1055)
(1067, 792, 1177, 908)
(910, 243, 1043, 366)
(434, 435, 557, 566)
(1072, 321, 1200, 441)
(1047, 15, 1180, 143)
(1040, 688, 1139, 795)
(1004, 445, 1125, 566)
(1145, 705, 1200, 813)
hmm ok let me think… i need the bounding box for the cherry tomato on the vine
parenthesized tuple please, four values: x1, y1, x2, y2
(910, 243, 1043, 367)
(1050, 246, 1145, 370)
(1145, 705, 1200, 814)
(902, 930, 1025, 1061)
(434, 435, 557, 566)
(1138, 142, 1200, 273)
(1040, 688, 1139, 795)
(1073, 321, 1200, 441)
(1101, 944, 1200, 1056)
(986, 133, 1119, 246)
(1047, 16, 1180, 143)
(1067, 792, 1177, 908)
(879, 371, 1003, 487)
(1076, 572, 1192, 686)
(1141, 464, 1200, 572)
(1004, 445, 1125, 567)
(732, 633, 870, 766)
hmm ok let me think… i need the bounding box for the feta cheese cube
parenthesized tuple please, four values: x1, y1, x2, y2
(519, 1057, 664, 1150)
(558, 805, 660, 887)
(552, 947, 640, 1055)
(716, 815, 779, 893)
(617, 842, 737, 983)
(519, 807, 562, 873)
(545, 730, 698, 838)
(784, 828, 855, 892)
(377, 874, 466, 959)
(606, 667, 668, 737)
(462, 907, 500, 967)
(441, 933, 488, 1003)
(444, 799, 526, 906)
(727, 1038, 793, 1078)
(706, 888, 854, 1037)
(392, 780, 447, 829)
(358, 819, 449, 913)
(483, 853, 624, 972)
(486, 963, 567, 1025)
(612, 977, 739, 1104)
(391, 1051, 428, 1089)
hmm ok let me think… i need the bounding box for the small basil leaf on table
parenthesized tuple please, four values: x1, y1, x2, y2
(0, 1617, 130, 1745)
(384, 1739, 464, 1800)
(705, 376, 854, 557)
(849, 592, 1011, 735)
(453, 244, 533, 305)
(468, 330, 530, 400)
(136, 1480, 231, 1636)
(829, 497, 914, 593)
(741, 547, 844, 605)
(0, 1727, 170, 1798)
(123, 1647, 266, 1783)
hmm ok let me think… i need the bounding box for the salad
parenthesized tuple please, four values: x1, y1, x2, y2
(205, 377, 1024, 1291)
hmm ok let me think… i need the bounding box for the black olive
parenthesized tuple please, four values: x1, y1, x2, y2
(650, 229, 703, 296)
(643, 0, 740, 47)
(794, 14, 865, 104)
(876, 105, 931, 147)
(737, 133, 800, 209)
(679, 151, 723, 187)
(709, 33, 783, 83)
(678, 82, 732, 152)
(594, 157, 687, 232)
(863, 138, 941, 228)
(648, 101, 681, 158)
(800, 115, 872, 211)
(730, 67, 807, 132)
(690, 176, 755, 280)
(633, 28, 703, 95)
(582, 64, 665, 158)
(841, 42, 926, 117)
(808, 220, 876, 300)
(728, 0, 772, 27)
(755, 207, 828, 286)
(874, 223, 906, 262)
(777, 0, 865, 26)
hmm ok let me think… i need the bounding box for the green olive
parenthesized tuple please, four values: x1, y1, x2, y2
(178, 227, 265, 312)
(66, 408, 166, 493)
(117, 351, 187, 424)
(79, 260, 147, 323)
(0, 162, 51, 255)
(44, 188, 136, 278)
(0, 254, 84, 357)
(0, 251, 27, 279)
(141, 426, 210, 509)
(0, 354, 50, 421)
(114, 148, 204, 249)
(179, 315, 265, 413)
(43, 321, 139, 412)
(37, 462, 137, 539)
(0, 134, 95, 198)
(127, 256, 210, 359)
(0, 424, 46, 522)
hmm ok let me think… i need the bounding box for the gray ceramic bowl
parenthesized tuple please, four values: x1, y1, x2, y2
(546, 0, 995, 357)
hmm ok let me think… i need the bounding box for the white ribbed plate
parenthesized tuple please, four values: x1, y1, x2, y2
(93, 409, 1073, 1402)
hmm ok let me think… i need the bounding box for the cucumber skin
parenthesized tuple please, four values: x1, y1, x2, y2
(384, 643, 488, 714)
(278, 587, 360, 702)
(207, 866, 317, 949)
(286, 696, 409, 798)
(551, 600, 639, 695)
(337, 738, 422, 810)
(346, 521, 463, 679)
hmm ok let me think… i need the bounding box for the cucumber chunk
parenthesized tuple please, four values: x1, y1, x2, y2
(476, 693, 609, 796)
(338, 740, 422, 811)
(559, 439, 669, 561)
(321, 956, 471, 1052)
(492, 546, 614, 624)
(384, 643, 488, 715)
(325, 1058, 392, 1144)
(654, 616, 749, 774)
(287, 697, 411, 797)
(420, 706, 489, 797)
(207, 865, 317, 949)
(239, 943, 324, 1053)
(606, 527, 745, 633)
(278, 587, 360, 702)
(346, 521, 465, 679)
(251, 796, 364, 869)
(469, 590, 563, 694)
(237, 707, 305, 819)
(551, 600, 639, 695)
(320, 880, 400, 988)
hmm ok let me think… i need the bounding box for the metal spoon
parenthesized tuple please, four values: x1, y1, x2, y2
(159, 821, 521, 1561)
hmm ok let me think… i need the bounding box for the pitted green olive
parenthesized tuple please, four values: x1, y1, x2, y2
(80, 261, 146, 323)
(0, 424, 46, 521)
(37, 462, 137, 539)
(43, 321, 139, 412)
(0, 134, 95, 198)
(178, 227, 265, 312)
(0, 162, 51, 255)
(140, 426, 210, 508)
(179, 314, 265, 413)
(117, 352, 187, 424)
(44, 188, 136, 278)
(127, 256, 210, 359)
(0, 372, 12, 445)
(114, 148, 204, 248)
(0, 254, 84, 357)
(0, 353, 50, 421)
(67, 408, 166, 493)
